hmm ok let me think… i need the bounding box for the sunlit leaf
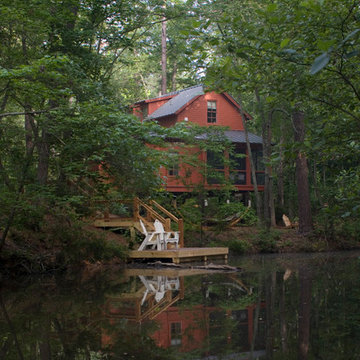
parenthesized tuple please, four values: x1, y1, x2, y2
(344, 49, 360, 59)
(267, 3, 277, 12)
(310, 52, 330, 75)
(280, 38, 290, 48)
(342, 28, 360, 43)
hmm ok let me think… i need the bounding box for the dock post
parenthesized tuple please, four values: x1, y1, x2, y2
(133, 198, 139, 221)
(178, 218, 184, 248)
(104, 207, 110, 222)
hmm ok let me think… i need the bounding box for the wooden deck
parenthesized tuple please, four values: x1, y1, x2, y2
(128, 247, 229, 264)
(93, 197, 185, 247)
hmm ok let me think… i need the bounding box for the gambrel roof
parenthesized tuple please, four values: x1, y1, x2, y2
(145, 85, 204, 120)
(196, 130, 263, 144)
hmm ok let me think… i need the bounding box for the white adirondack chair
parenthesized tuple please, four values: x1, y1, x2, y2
(154, 220, 179, 250)
(138, 219, 164, 251)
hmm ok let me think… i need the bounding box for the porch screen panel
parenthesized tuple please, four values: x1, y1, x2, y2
(230, 148, 246, 185)
(251, 148, 265, 185)
(206, 150, 225, 184)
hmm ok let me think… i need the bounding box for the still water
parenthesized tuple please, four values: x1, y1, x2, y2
(1, 251, 360, 360)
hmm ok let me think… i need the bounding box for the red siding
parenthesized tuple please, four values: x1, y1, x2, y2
(176, 92, 244, 130)
(134, 89, 262, 193)
(148, 98, 171, 115)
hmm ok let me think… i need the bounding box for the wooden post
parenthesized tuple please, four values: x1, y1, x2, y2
(178, 218, 184, 248)
(104, 206, 110, 222)
(130, 227, 135, 242)
(165, 218, 171, 231)
(133, 198, 139, 221)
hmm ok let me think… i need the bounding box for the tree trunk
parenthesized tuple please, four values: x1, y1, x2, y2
(0, 89, 13, 190)
(236, 94, 262, 220)
(263, 110, 276, 228)
(37, 128, 50, 185)
(256, 91, 276, 227)
(24, 104, 37, 155)
(171, 61, 177, 92)
(241, 109, 262, 221)
(292, 109, 313, 234)
(161, 13, 167, 95)
(278, 126, 285, 207)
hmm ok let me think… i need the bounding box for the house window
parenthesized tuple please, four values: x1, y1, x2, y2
(230, 148, 246, 185)
(207, 101, 217, 123)
(168, 164, 179, 177)
(251, 148, 265, 185)
(170, 322, 182, 346)
(167, 151, 179, 177)
(206, 150, 225, 184)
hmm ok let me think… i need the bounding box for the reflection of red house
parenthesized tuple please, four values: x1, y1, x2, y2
(133, 85, 264, 194)
(151, 304, 266, 355)
(102, 273, 266, 358)
(151, 305, 207, 351)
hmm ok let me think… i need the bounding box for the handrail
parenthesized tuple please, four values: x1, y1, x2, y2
(136, 198, 167, 224)
(150, 200, 179, 222)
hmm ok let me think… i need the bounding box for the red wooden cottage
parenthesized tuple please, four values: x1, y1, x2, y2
(133, 85, 264, 195)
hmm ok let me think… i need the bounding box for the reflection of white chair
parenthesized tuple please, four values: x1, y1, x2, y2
(165, 277, 180, 290)
(138, 219, 164, 250)
(139, 275, 179, 305)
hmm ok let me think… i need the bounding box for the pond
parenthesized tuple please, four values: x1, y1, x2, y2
(1, 251, 360, 359)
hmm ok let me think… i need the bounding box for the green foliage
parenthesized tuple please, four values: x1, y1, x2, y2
(254, 229, 281, 253)
(46, 211, 128, 266)
(61, 235, 128, 265)
(226, 239, 251, 255)
(178, 197, 203, 230)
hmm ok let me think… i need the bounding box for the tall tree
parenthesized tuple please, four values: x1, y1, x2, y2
(161, 3, 167, 94)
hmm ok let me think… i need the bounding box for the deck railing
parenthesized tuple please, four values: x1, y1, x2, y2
(95, 197, 184, 248)
(134, 198, 184, 248)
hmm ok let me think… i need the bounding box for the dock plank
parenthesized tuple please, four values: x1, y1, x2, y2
(128, 247, 229, 264)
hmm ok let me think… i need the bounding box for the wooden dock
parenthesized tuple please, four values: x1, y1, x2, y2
(128, 247, 229, 264)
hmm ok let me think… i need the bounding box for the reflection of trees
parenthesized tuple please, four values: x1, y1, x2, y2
(0, 273, 176, 360)
(2, 255, 359, 359)
(256, 254, 360, 360)
(0, 293, 24, 360)
(298, 268, 312, 360)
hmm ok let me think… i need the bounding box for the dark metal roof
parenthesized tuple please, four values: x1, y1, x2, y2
(196, 130, 263, 144)
(146, 85, 204, 120)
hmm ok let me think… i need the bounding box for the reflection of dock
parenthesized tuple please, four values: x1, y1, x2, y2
(129, 247, 229, 264)
(124, 267, 231, 277)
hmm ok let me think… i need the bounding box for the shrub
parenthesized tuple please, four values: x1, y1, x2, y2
(226, 239, 251, 254)
(254, 229, 280, 253)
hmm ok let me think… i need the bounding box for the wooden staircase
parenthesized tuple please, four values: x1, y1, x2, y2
(93, 197, 184, 247)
